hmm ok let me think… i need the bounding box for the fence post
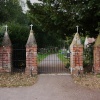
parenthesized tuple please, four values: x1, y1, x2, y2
(0, 31, 12, 73)
(70, 33, 83, 75)
(25, 30, 37, 75)
(94, 34, 100, 73)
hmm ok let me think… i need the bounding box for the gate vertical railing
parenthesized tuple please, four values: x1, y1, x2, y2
(38, 45, 69, 74)
(83, 44, 94, 73)
(12, 45, 26, 73)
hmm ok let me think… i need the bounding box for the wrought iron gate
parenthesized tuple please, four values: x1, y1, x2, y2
(38, 46, 70, 74)
(12, 45, 26, 73)
(83, 44, 94, 73)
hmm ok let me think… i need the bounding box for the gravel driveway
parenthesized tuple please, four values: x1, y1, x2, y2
(0, 74, 100, 100)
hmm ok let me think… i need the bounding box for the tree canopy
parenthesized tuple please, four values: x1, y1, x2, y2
(0, 0, 100, 47)
(27, 0, 100, 40)
(0, 0, 30, 47)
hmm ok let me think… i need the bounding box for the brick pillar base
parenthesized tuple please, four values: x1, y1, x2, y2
(93, 34, 100, 74)
(0, 46, 12, 73)
(70, 46, 83, 75)
(94, 46, 100, 73)
(25, 46, 37, 75)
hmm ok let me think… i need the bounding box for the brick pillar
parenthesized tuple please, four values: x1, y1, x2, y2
(0, 31, 12, 73)
(25, 30, 37, 75)
(70, 33, 83, 75)
(94, 34, 100, 73)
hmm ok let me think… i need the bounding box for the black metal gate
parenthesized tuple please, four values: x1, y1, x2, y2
(12, 45, 26, 73)
(38, 46, 70, 74)
(83, 44, 94, 73)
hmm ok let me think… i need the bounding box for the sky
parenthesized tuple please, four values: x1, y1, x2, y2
(30, 0, 39, 3)
(22, 0, 39, 3)
(22, 0, 41, 11)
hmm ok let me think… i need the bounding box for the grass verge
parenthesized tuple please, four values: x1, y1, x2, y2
(0, 73, 37, 87)
(58, 53, 66, 64)
(57, 53, 70, 65)
(73, 74, 100, 89)
(38, 53, 49, 62)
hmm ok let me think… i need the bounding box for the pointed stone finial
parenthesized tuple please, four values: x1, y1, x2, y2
(94, 34, 100, 46)
(2, 31, 12, 47)
(70, 33, 82, 48)
(30, 24, 33, 31)
(76, 25, 79, 33)
(84, 36, 88, 48)
(5, 25, 8, 32)
(26, 29, 37, 47)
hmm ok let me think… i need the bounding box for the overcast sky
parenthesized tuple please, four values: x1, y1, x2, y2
(22, 0, 38, 3)
(30, 0, 39, 3)
(22, 0, 41, 11)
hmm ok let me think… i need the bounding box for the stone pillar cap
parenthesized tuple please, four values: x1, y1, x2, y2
(26, 30, 37, 47)
(70, 33, 82, 48)
(2, 31, 12, 47)
(94, 34, 100, 46)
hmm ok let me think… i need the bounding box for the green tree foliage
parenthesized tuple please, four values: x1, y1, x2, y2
(0, 0, 29, 25)
(73, 0, 100, 37)
(27, 0, 70, 47)
(0, 0, 30, 46)
(27, 0, 100, 42)
(8, 22, 29, 45)
(0, 0, 22, 23)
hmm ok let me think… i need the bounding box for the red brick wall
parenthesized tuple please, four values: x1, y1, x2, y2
(0, 46, 12, 73)
(94, 46, 100, 73)
(25, 46, 37, 75)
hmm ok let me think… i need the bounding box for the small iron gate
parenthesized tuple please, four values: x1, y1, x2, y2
(12, 45, 26, 73)
(38, 46, 70, 74)
(83, 44, 94, 73)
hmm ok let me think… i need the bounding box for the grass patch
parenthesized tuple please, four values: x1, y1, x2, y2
(73, 74, 100, 89)
(57, 53, 70, 67)
(57, 53, 66, 64)
(38, 53, 49, 62)
(0, 73, 37, 87)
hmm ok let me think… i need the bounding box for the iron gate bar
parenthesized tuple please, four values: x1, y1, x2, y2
(12, 46, 26, 73)
(83, 44, 93, 73)
(38, 47, 69, 74)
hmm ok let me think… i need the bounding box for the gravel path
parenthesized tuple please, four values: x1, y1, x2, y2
(0, 74, 100, 100)
(38, 54, 67, 73)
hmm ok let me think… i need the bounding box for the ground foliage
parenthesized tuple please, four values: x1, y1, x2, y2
(73, 74, 100, 89)
(0, 73, 37, 87)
